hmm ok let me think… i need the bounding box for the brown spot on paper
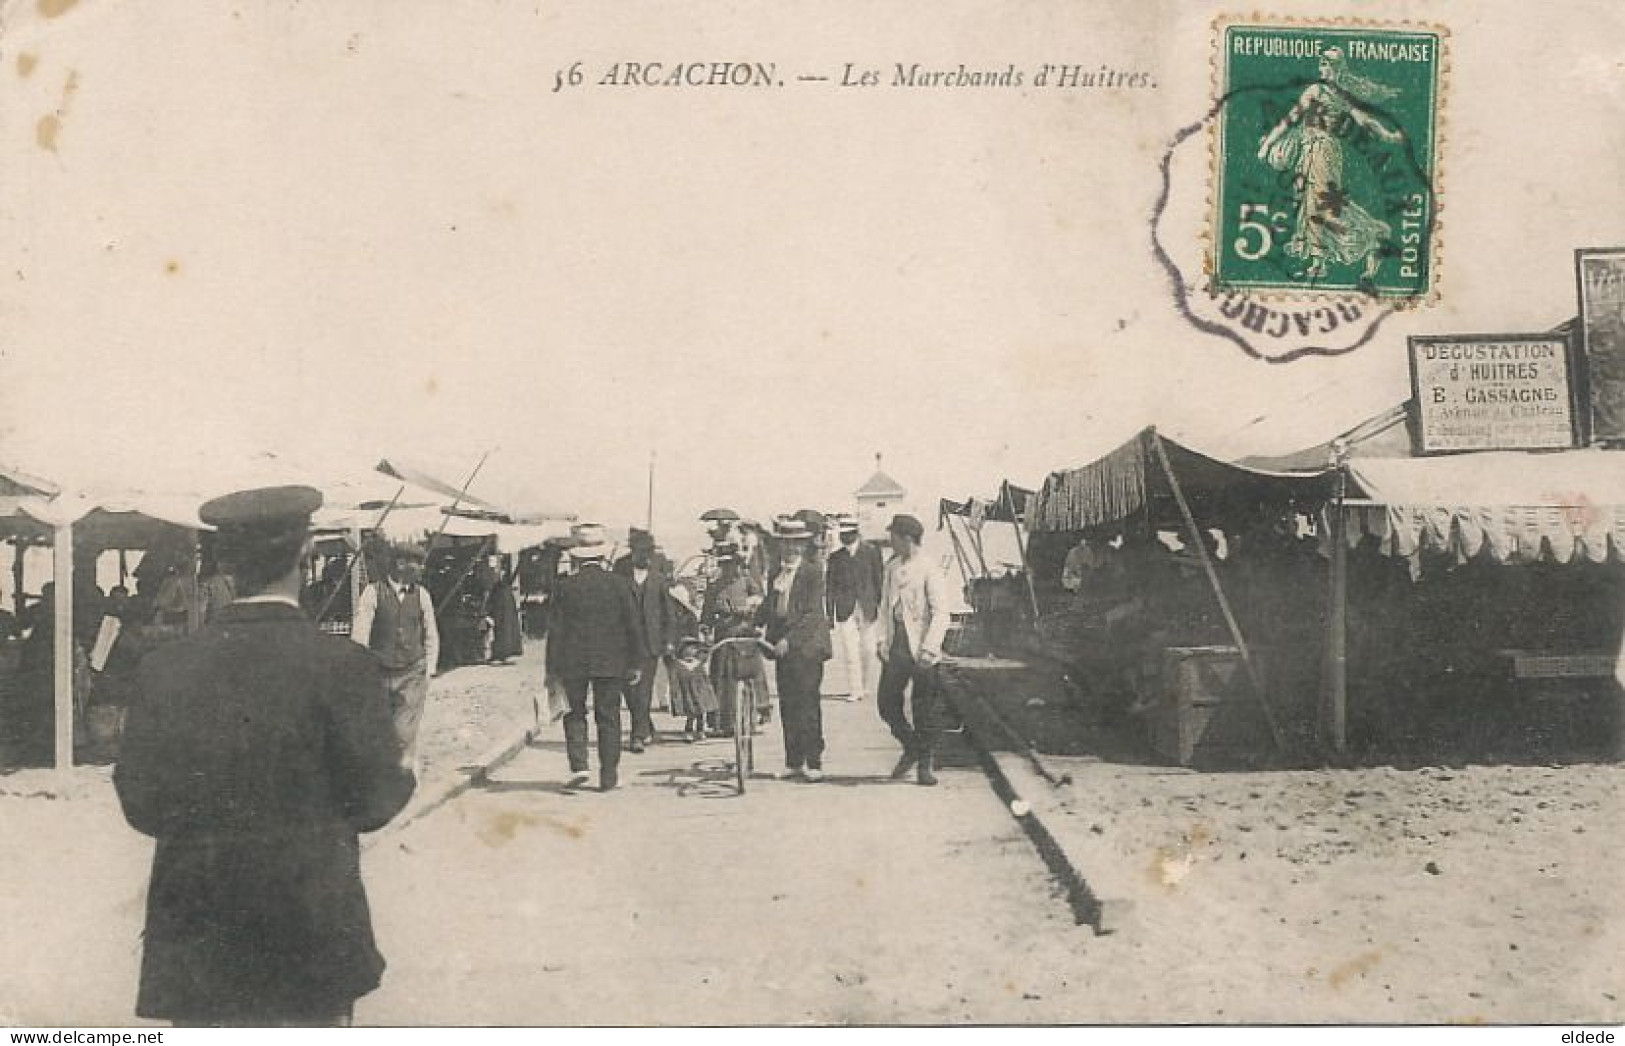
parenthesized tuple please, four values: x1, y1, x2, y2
(1327, 950, 1383, 990)
(478, 809, 537, 846)
(36, 115, 61, 151)
(36, 71, 79, 152)
(164, 260, 181, 276)
(17, 53, 39, 78)
(37, 0, 79, 17)
(542, 814, 587, 839)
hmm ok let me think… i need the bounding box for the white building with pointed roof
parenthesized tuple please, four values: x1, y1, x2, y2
(853, 454, 907, 537)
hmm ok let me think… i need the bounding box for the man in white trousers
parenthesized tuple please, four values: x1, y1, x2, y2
(825, 515, 884, 702)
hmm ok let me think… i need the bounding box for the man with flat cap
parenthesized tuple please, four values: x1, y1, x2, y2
(546, 528, 648, 791)
(114, 486, 414, 1027)
(875, 513, 953, 786)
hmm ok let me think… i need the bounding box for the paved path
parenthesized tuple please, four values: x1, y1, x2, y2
(359, 694, 1093, 1025)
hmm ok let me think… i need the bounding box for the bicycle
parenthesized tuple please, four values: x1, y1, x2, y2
(704, 634, 776, 794)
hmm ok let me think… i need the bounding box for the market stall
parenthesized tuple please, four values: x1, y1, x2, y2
(0, 488, 207, 771)
(1026, 427, 1337, 768)
(938, 481, 1036, 655)
(1323, 442, 1625, 761)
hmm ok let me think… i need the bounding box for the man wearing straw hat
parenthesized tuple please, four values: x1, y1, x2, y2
(351, 541, 440, 773)
(546, 524, 649, 791)
(115, 485, 414, 1026)
(827, 514, 883, 703)
(760, 517, 833, 781)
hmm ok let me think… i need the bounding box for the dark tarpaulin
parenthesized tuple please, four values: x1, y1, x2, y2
(938, 481, 1036, 525)
(1027, 428, 1336, 533)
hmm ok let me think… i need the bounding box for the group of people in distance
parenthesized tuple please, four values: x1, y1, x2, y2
(543, 509, 955, 793)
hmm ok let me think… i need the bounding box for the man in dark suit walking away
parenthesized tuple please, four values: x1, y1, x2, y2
(547, 530, 649, 791)
(760, 518, 833, 781)
(114, 486, 415, 1027)
(612, 527, 675, 752)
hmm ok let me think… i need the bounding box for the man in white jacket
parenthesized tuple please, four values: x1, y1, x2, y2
(875, 514, 953, 786)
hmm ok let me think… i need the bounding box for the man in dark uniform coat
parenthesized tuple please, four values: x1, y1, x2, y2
(826, 515, 884, 702)
(114, 486, 415, 1027)
(546, 533, 648, 791)
(759, 519, 833, 780)
(612, 528, 675, 751)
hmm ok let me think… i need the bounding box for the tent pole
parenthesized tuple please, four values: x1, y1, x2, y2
(1150, 432, 1287, 756)
(1004, 483, 1041, 620)
(436, 534, 496, 619)
(966, 516, 991, 578)
(53, 521, 74, 773)
(314, 484, 406, 623)
(349, 525, 366, 620)
(1326, 446, 1351, 755)
(943, 514, 973, 584)
(12, 541, 24, 616)
(949, 516, 968, 587)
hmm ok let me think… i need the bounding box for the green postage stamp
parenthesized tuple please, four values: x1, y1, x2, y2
(1211, 20, 1445, 299)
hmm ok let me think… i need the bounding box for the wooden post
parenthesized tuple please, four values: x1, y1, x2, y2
(1326, 447, 1351, 754)
(1003, 483, 1042, 621)
(1150, 432, 1287, 755)
(349, 525, 366, 619)
(53, 521, 74, 772)
(647, 450, 656, 531)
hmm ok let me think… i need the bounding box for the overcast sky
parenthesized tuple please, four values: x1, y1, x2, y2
(2, 0, 1621, 557)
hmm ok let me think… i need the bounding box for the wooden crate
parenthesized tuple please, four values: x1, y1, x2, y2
(1150, 645, 1272, 769)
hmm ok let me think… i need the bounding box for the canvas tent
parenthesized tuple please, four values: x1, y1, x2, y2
(0, 451, 562, 772)
(939, 481, 1039, 623)
(1243, 395, 1625, 759)
(1023, 428, 1339, 763)
(1, 482, 210, 772)
(1028, 428, 1336, 535)
(1340, 450, 1625, 567)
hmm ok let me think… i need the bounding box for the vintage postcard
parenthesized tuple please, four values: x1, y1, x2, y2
(0, 0, 1621, 1033)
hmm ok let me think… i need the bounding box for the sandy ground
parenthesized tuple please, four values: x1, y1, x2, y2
(958, 660, 1625, 1024)
(0, 644, 548, 1027)
(359, 697, 1087, 1026)
(418, 647, 542, 783)
(8, 639, 1620, 1026)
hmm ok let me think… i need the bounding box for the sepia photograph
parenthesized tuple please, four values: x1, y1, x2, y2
(0, 0, 1621, 1033)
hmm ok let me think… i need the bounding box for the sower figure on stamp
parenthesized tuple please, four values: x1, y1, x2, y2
(613, 527, 675, 752)
(875, 514, 953, 786)
(1256, 47, 1405, 282)
(547, 528, 648, 792)
(826, 514, 883, 703)
(759, 518, 832, 781)
(351, 542, 440, 773)
(114, 486, 415, 1027)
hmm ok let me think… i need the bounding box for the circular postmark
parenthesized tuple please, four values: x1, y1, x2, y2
(1153, 21, 1446, 363)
